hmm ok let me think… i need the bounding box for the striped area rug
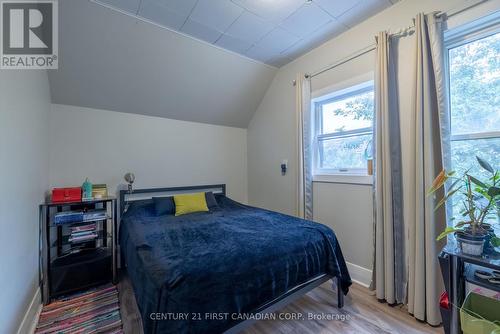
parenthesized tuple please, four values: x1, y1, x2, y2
(35, 285, 123, 334)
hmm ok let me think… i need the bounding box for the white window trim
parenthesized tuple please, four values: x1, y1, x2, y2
(312, 80, 374, 177)
(444, 13, 500, 147)
(313, 174, 373, 185)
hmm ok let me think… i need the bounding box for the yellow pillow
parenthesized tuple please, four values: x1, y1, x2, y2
(173, 192, 209, 216)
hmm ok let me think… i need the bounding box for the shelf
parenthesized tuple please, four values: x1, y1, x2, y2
(442, 236, 500, 270)
(50, 248, 112, 298)
(40, 197, 117, 304)
(42, 196, 116, 207)
(49, 216, 111, 227)
(51, 248, 111, 268)
(464, 263, 500, 293)
(52, 230, 111, 247)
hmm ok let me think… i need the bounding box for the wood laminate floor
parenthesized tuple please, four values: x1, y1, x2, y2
(118, 274, 443, 334)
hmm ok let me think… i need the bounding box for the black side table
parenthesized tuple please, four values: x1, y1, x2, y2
(39, 197, 117, 304)
(439, 237, 500, 334)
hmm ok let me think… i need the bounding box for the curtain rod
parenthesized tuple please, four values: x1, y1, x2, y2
(294, 0, 489, 84)
(305, 44, 376, 79)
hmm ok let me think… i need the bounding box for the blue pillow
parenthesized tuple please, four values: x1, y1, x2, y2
(205, 192, 219, 209)
(152, 196, 175, 216)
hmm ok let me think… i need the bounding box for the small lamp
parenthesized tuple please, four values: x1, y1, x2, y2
(124, 172, 135, 194)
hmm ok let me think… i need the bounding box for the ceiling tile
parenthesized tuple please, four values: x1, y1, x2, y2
(313, 0, 361, 18)
(282, 19, 346, 59)
(337, 0, 390, 28)
(97, 0, 140, 13)
(267, 55, 293, 67)
(245, 45, 276, 63)
(231, 0, 305, 23)
(280, 3, 332, 38)
(142, 0, 198, 17)
(189, 0, 245, 33)
(255, 27, 299, 54)
(216, 34, 253, 53)
(139, 0, 189, 30)
(181, 19, 223, 43)
(224, 11, 274, 44)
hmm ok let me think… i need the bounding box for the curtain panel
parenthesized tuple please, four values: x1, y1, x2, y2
(296, 74, 313, 220)
(407, 13, 447, 326)
(372, 31, 406, 305)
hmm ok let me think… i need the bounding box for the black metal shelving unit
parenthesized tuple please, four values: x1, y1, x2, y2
(39, 197, 117, 305)
(439, 237, 500, 334)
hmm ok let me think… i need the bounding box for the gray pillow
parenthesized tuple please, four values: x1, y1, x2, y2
(205, 192, 218, 209)
(152, 196, 175, 216)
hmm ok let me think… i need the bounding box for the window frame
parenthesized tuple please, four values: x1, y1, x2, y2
(444, 15, 500, 145)
(312, 80, 375, 177)
(444, 14, 500, 224)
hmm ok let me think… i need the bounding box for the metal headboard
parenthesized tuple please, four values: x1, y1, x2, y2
(119, 184, 226, 215)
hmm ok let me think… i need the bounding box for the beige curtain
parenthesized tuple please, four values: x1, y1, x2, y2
(296, 74, 312, 219)
(373, 31, 405, 305)
(407, 13, 447, 326)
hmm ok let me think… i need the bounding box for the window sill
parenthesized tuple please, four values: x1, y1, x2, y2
(313, 174, 373, 185)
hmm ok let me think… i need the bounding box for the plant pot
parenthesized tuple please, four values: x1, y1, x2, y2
(464, 225, 496, 250)
(456, 231, 487, 256)
(481, 224, 496, 248)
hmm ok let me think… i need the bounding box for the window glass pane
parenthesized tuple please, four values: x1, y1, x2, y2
(451, 137, 500, 181)
(321, 90, 374, 134)
(450, 138, 500, 222)
(320, 134, 372, 170)
(449, 32, 500, 135)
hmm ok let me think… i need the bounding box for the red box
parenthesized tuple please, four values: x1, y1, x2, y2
(52, 187, 82, 202)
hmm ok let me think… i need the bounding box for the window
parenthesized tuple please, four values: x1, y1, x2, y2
(446, 20, 500, 219)
(313, 81, 374, 176)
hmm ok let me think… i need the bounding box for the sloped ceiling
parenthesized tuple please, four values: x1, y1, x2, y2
(49, 0, 277, 128)
(94, 0, 398, 67)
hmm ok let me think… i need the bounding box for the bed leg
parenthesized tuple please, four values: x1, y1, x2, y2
(337, 276, 344, 308)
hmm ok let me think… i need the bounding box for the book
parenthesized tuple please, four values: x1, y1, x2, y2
(83, 210, 107, 221)
(54, 211, 84, 225)
(69, 232, 98, 243)
(71, 223, 96, 232)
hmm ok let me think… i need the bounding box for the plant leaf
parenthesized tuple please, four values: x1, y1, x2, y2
(491, 236, 500, 248)
(468, 175, 487, 189)
(488, 186, 500, 197)
(436, 227, 460, 241)
(455, 221, 471, 228)
(435, 186, 461, 211)
(428, 170, 448, 195)
(477, 156, 494, 173)
(448, 177, 462, 192)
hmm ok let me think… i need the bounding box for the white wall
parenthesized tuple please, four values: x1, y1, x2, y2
(247, 0, 500, 281)
(0, 71, 51, 333)
(49, 104, 248, 203)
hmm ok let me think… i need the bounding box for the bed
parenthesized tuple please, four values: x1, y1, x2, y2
(119, 184, 351, 334)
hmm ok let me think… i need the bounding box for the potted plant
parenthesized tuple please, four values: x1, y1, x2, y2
(429, 156, 500, 256)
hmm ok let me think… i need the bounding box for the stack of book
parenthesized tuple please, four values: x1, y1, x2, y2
(54, 209, 107, 225)
(69, 224, 98, 243)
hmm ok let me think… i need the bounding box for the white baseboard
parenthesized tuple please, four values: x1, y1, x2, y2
(17, 288, 42, 334)
(346, 262, 372, 288)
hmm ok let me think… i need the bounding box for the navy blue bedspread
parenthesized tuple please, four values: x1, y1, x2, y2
(120, 195, 351, 334)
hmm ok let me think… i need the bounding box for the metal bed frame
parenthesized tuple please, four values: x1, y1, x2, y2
(119, 184, 344, 333)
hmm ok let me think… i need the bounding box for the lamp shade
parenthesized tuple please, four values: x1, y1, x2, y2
(124, 173, 135, 184)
